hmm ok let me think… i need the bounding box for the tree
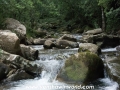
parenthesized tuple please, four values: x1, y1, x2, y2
(99, 0, 120, 33)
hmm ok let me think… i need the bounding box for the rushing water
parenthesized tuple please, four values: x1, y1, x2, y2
(0, 45, 118, 90)
(101, 48, 117, 53)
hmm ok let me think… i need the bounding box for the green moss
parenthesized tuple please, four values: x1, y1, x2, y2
(65, 61, 88, 81)
(26, 29, 36, 38)
(64, 52, 104, 82)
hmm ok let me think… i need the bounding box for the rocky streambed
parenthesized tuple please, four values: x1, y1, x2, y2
(0, 18, 120, 90)
(0, 45, 119, 90)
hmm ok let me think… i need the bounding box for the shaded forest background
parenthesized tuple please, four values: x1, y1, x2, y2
(0, 0, 120, 36)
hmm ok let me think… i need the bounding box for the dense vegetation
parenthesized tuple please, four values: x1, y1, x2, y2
(0, 0, 120, 34)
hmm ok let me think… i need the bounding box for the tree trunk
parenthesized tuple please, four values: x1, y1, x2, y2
(101, 7, 106, 31)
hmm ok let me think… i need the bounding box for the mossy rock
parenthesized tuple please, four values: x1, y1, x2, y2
(57, 52, 104, 84)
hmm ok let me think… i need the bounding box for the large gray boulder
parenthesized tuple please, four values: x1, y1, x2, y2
(56, 40, 79, 49)
(20, 44, 39, 61)
(0, 30, 21, 54)
(78, 43, 101, 55)
(0, 50, 42, 75)
(57, 52, 104, 83)
(3, 18, 26, 43)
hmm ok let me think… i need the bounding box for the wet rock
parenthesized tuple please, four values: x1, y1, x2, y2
(59, 34, 77, 42)
(43, 40, 55, 49)
(56, 40, 79, 49)
(33, 38, 46, 45)
(6, 69, 34, 81)
(80, 33, 120, 48)
(83, 28, 102, 35)
(3, 18, 26, 43)
(0, 30, 21, 54)
(105, 56, 120, 85)
(78, 43, 101, 55)
(0, 50, 42, 75)
(57, 52, 104, 84)
(0, 63, 10, 81)
(20, 44, 39, 60)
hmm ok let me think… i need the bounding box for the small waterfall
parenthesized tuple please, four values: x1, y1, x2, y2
(7, 46, 78, 90)
(95, 48, 119, 90)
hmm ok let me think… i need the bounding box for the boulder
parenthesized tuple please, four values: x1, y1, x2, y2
(80, 33, 120, 48)
(105, 55, 120, 85)
(59, 34, 77, 42)
(3, 18, 26, 43)
(33, 38, 46, 45)
(57, 52, 104, 83)
(0, 63, 10, 81)
(20, 44, 39, 60)
(43, 40, 55, 49)
(0, 30, 21, 54)
(56, 40, 79, 49)
(83, 28, 102, 35)
(78, 43, 101, 55)
(6, 69, 34, 81)
(0, 50, 42, 75)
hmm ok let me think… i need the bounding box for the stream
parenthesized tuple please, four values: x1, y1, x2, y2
(0, 35, 119, 90)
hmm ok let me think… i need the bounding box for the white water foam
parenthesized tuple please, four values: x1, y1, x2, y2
(30, 45, 44, 50)
(9, 59, 68, 90)
(101, 48, 117, 52)
(73, 34, 82, 40)
(98, 78, 119, 90)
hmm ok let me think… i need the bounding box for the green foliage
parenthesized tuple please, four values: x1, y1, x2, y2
(106, 8, 120, 33)
(0, 0, 120, 34)
(98, 0, 120, 33)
